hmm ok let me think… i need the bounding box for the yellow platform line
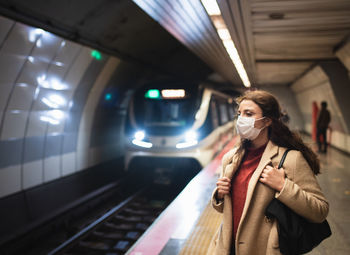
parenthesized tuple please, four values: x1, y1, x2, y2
(179, 201, 222, 255)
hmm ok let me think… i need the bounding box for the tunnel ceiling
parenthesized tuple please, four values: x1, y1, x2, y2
(0, 0, 213, 85)
(0, 0, 350, 88)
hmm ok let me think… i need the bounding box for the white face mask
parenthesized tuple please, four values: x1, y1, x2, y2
(236, 116, 266, 140)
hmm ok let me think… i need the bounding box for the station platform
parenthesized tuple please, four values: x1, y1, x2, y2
(127, 137, 350, 255)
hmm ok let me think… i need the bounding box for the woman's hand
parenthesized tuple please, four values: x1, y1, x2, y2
(216, 177, 231, 200)
(260, 165, 285, 192)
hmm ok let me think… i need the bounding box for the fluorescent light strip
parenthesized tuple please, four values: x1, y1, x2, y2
(201, 0, 251, 87)
(201, 0, 221, 15)
(217, 28, 231, 40)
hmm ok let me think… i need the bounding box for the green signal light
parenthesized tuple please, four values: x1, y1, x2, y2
(105, 93, 112, 101)
(145, 89, 160, 99)
(91, 50, 102, 60)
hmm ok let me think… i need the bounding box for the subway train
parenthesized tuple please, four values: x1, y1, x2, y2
(124, 81, 237, 175)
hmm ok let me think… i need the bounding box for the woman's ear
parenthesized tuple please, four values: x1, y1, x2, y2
(265, 117, 272, 127)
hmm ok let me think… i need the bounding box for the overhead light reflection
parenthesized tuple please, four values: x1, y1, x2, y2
(41, 94, 66, 109)
(37, 75, 68, 90)
(54, 61, 64, 67)
(49, 110, 65, 119)
(34, 87, 40, 100)
(29, 28, 44, 42)
(36, 39, 42, 47)
(50, 78, 68, 90)
(40, 110, 65, 125)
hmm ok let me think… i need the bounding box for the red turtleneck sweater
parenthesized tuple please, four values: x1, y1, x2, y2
(231, 143, 267, 240)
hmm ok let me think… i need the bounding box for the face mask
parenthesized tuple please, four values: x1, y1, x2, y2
(236, 116, 266, 140)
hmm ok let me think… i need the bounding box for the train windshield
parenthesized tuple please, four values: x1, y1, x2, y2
(144, 99, 190, 127)
(133, 87, 200, 135)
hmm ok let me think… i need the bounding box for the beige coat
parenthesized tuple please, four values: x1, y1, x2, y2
(208, 141, 329, 255)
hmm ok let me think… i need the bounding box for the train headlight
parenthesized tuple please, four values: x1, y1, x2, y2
(132, 130, 152, 148)
(185, 130, 198, 142)
(134, 130, 145, 140)
(176, 130, 198, 149)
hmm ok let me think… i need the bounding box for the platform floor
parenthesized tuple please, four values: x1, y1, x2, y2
(309, 146, 350, 254)
(178, 140, 350, 255)
(128, 138, 350, 255)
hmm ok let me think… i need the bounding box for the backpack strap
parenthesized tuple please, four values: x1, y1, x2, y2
(278, 149, 291, 169)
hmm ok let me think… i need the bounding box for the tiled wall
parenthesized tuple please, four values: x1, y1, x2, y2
(0, 16, 122, 198)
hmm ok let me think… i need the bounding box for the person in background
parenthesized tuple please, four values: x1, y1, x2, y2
(316, 101, 331, 153)
(208, 90, 328, 255)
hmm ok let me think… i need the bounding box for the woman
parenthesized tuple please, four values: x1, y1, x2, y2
(208, 90, 329, 255)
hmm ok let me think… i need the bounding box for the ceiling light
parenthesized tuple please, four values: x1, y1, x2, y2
(201, 0, 221, 15)
(201, 1, 251, 87)
(217, 28, 231, 40)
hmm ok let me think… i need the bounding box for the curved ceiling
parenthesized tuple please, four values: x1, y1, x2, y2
(0, 0, 213, 82)
(0, 0, 350, 88)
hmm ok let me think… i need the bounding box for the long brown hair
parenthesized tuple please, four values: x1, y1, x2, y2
(236, 90, 320, 175)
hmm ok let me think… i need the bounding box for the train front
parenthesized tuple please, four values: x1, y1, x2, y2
(125, 84, 207, 177)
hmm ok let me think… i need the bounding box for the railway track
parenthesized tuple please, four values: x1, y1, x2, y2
(48, 185, 170, 255)
(0, 166, 194, 255)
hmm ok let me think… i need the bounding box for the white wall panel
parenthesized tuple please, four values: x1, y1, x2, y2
(0, 53, 26, 84)
(7, 84, 36, 110)
(64, 48, 91, 93)
(76, 57, 120, 171)
(33, 89, 70, 111)
(0, 82, 13, 124)
(1, 111, 28, 139)
(0, 165, 21, 198)
(0, 16, 124, 198)
(2, 23, 35, 55)
(30, 31, 62, 64)
(47, 40, 81, 79)
(25, 111, 48, 137)
(17, 59, 48, 88)
(0, 16, 13, 44)
(22, 160, 43, 189)
(12, 31, 62, 141)
(46, 115, 66, 134)
(59, 48, 92, 138)
(31, 89, 70, 135)
(62, 152, 76, 176)
(44, 156, 61, 182)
